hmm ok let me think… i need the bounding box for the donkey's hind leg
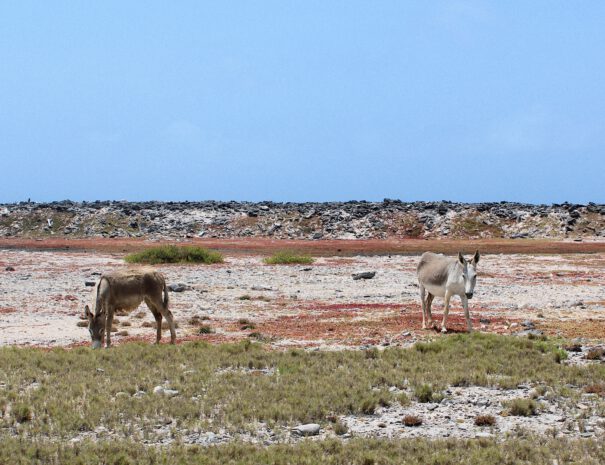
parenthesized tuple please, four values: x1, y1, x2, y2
(419, 284, 427, 329)
(425, 293, 435, 329)
(145, 298, 163, 344)
(155, 296, 176, 344)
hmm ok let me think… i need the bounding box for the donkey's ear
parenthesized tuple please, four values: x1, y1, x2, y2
(473, 250, 480, 264)
(85, 305, 92, 320)
(458, 252, 465, 264)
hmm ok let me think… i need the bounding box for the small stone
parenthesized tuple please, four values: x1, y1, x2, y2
(153, 386, 165, 395)
(292, 423, 321, 436)
(163, 389, 180, 397)
(168, 283, 188, 292)
(85, 281, 96, 287)
(251, 285, 272, 291)
(352, 271, 376, 280)
(5, 266, 15, 271)
(133, 391, 147, 398)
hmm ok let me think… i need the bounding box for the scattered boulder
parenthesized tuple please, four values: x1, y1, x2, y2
(353, 271, 376, 280)
(168, 283, 189, 292)
(291, 423, 321, 436)
(152, 386, 179, 397)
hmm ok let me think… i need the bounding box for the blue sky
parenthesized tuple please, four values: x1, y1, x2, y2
(1, 1, 604, 204)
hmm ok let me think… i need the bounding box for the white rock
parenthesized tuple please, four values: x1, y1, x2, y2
(292, 423, 321, 436)
(153, 386, 165, 395)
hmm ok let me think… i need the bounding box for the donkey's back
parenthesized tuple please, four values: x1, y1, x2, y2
(417, 252, 456, 297)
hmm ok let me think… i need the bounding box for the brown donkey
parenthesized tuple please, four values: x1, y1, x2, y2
(85, 269, 176, 348)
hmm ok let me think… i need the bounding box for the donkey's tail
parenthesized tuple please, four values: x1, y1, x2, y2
(163, 279, 169, 309)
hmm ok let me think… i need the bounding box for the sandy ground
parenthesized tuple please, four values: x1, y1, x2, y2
(1, 248, 604, 348)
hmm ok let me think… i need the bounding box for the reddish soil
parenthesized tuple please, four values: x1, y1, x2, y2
(539, 319, 605, 340)
(2, 237, 605, 256)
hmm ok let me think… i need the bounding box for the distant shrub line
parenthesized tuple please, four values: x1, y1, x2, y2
(264, 250, 314, 265)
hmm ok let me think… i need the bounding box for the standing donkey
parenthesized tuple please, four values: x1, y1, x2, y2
(416, 251, 480, 333)
(85, 268, 176, 348)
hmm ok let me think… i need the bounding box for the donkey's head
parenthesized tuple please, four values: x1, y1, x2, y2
(85, 305, 105, 349)
(458, 250, 480, 299)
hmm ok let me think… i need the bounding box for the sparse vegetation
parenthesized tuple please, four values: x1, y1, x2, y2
(584, 383, 605, 396)
(505, 398, 540, 417)
(198, 325, 214, 334)
(125, 245, 224, 265)
(585, 348, 604, 360)
(414, 384, 434, 403)
(1, 437, 605, 465)
(188, 315, 210, 326)
(333, 420, 348, 435)
(403, 415, 422, 427)
(475, 414, 496, 426)
(240, 322, 256, 330)
(263, 250, 314, 265)
(0, 333, 601, 442)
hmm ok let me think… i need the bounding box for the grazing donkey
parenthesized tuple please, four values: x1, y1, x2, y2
(85, 268, 176, 348)
(416, 251, 480, 333)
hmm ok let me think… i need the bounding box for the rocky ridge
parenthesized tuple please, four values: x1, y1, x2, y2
(1, 200, 604, 240)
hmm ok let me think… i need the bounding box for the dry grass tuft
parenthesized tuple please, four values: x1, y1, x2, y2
(403, 415, 422, 427)
(475, 414, 496, 426)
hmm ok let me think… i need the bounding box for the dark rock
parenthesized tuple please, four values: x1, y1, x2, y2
(168, 283, 189, 292)
(5, 266, 15, 271)
(353, 271, 376, 280)
(85, 281, 96, 287)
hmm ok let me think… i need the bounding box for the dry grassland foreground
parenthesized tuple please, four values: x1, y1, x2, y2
(0, 243, 604, 463)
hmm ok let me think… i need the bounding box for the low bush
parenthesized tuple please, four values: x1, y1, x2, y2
(475, 414, 496, 426)
(125, 245, 223, 265)
(505, 398, 540, 416)
(263, 251, 314, 265)
(403, 415, 422, 427)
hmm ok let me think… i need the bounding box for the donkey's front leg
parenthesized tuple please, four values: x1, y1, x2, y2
(441, 291, 452, 333)
(105, 308, 114, 348)
(462, 295, 472, 333)
(419, 285, 427, 329)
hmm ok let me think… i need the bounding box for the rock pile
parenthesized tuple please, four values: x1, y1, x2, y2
(1, 200, 603, 240)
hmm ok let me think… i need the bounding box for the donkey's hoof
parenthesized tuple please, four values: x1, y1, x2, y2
(440, 327, 447, 334)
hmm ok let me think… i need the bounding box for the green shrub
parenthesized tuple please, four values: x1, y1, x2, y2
(414, 384, 434, 403)
(125, 245, 223, 264)
(263, 251, 314, 265)
(13, 403, 32, 423)
(505, 398, 539, 416)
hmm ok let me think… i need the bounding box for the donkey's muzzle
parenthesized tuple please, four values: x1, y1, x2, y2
(465, 293, 474, 299)
(92, 340, 102, 349)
